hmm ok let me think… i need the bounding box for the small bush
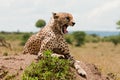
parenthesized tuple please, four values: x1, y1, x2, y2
(3, 52, 8, 56)
(35, 19, 46, 28)
(91, 37, 101, 43)
(65, 34, 73, 45)
(85, 34, 101, 43)
(22, 50, 75, 80)
(72, 31, 86, 47)
(90, 34, 98, 37)
(110, 36, 120, 46)
(103, 35, 120, 46)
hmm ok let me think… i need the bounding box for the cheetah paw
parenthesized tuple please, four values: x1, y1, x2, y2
(74, 60, 87, 78)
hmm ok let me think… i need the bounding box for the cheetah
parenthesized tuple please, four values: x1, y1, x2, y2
(23, 12, 75, 56)
(23, 12, 87, 77)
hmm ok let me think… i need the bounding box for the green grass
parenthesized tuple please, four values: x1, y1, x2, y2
(0, 32, 33, 41)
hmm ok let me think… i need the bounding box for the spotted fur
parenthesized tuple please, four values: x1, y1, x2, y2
(23, 12, 87, 77)
(23, 12, 75, 57)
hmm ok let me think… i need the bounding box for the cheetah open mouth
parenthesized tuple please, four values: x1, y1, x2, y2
(62, 24, 68, 34)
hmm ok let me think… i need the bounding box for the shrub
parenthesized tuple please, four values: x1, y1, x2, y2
(90, 34, 98, 37)
(110, 36, 120, 46)
(22, 50, 75, 80)
(116, 20, 120, 29)
(72, 31, 86, 47)
(91, 37, 101, 43)
(103, 35, 120, 46)
(65, 34, 73, 45)
(3, 52, 8, 56)
(35, 19, 46, 28)
(85, 34, 101, 43)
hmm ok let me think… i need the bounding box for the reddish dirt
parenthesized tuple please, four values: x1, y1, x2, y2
(0, 54, 36, 80)
(0, 54, 114, 80)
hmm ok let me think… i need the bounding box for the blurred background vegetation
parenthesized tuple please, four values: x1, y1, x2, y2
(35, 19, 46, 28)
(0, 30, 120, 47)
(0, 19, 120, 51)
(0, 19, 120, 80)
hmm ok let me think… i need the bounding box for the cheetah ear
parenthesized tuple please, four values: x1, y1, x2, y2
(52, 12, 59, 19)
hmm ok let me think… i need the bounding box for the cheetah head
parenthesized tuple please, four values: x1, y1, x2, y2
(52, 12, 75, 34)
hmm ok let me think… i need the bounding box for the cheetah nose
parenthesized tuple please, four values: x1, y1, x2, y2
(72, 22, 75, 26)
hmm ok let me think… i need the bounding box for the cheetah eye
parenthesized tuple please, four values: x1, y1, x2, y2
(66, 17, 70, 21)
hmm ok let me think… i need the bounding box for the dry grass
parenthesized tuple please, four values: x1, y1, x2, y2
(0, 40, 120, 79)
(70, 42, 120, 79)
(0, 40, 23, 56)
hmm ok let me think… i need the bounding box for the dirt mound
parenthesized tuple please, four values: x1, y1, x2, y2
(74, 61, 114, 80)
(0, 54, 114, 80)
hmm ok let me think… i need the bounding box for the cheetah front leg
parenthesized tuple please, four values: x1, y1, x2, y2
(64, 54, 87, 78)
(50, 53, 87, 78)
(57, 39, 87, 78)
(71, 57, 87, 78)
(37, 37, 53, 59)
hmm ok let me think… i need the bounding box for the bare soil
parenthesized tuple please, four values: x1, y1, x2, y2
(0, 54, 114, 80)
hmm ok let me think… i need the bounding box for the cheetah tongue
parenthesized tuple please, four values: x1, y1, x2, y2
(64, 26, 68, 34)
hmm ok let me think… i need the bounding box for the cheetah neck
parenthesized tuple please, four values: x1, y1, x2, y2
(46, 17, 66, 35)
